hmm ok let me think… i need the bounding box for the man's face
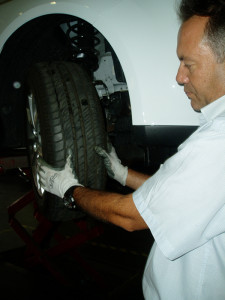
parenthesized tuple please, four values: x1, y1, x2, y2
(176, 16, 225, 111)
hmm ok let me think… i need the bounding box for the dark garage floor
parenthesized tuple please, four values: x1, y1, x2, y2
(0, 166, 154, 300)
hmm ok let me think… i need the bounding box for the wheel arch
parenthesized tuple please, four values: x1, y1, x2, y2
(0, 1, 100, 53)
(0, 8, 130, 148)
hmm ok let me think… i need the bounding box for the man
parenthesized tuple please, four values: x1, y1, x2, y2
(38, 1, 225, 299)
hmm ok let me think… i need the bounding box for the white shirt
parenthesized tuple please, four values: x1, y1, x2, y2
(133, 96, 225, 300)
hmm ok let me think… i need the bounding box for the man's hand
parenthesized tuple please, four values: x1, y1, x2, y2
(37, 155, 82, 198)
(95, 144, 128, 186)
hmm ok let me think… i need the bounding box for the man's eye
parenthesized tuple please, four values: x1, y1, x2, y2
(185, 64, 192, 69)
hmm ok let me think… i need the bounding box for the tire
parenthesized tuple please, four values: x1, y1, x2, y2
(26, 61, 107, 221)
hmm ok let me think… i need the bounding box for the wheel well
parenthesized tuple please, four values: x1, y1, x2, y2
(0, 13, 129, 150)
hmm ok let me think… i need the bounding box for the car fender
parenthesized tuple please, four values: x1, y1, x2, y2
(0, 0, 199, 126)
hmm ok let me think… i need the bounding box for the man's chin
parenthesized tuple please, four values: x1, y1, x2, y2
(190, 100, 201, 112)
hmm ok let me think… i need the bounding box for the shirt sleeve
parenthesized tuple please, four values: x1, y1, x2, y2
(133, 127, 225, 260)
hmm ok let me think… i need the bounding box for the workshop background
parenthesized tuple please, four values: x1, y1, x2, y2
(0, 158, 154, 300)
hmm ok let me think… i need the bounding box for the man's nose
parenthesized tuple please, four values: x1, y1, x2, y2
(176, 64, 189, 85)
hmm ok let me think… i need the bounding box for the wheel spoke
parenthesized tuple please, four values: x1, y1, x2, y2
(27, 92, 43, 196)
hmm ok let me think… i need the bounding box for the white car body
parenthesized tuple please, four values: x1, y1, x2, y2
(0, 0, 198, 127)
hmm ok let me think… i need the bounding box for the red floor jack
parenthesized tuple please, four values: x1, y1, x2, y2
(1, 154, 106, 288)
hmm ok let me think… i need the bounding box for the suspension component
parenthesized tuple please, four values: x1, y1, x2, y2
(65, 19, 100, 71)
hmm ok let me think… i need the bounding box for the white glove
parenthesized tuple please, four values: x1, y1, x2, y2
(37, 155, 82, 198)
(95, 145, 128, 186)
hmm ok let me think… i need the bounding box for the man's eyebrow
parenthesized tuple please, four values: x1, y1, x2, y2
(178, 55, 194, 62)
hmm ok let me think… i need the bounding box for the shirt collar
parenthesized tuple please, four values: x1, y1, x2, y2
(200, 95, 225, 125)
